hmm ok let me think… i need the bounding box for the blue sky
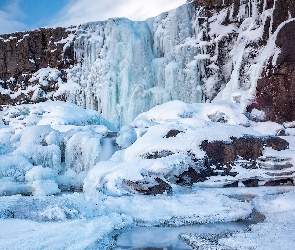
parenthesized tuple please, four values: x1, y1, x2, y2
(0, 0, 186, 35)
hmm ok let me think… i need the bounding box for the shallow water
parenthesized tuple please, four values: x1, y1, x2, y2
(114, 220, 252, 250)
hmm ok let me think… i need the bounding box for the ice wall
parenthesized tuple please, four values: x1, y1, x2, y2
(64, 4, 204, 128)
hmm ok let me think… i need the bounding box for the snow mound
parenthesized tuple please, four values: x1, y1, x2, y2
(2, 100, 116, 130)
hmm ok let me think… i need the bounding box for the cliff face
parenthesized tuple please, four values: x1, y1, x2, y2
(1, 0, 295, 127)
(0, 28, 76, 106)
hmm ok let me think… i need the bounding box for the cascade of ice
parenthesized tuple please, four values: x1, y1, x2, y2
(65, 4, 207, 128)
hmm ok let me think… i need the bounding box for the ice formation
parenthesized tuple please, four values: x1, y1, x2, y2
(0, 101, 117, 196)
(57, 1, 281, 128)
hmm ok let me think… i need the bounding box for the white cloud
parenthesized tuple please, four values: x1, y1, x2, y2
(51, 0, 187, 27)
(0, 0, 26, 35)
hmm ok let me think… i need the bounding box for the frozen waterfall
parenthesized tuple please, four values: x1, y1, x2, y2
(65, 4, 206, 128)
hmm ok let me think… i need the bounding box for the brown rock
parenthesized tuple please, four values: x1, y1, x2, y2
(201, 136, 264, 164)
(251, 20, 295, 123)
(242, 179, 259, 187)
(165, 130, 182, 138)
(276, 129, 286, 136)
(264, 178, 294, 186)
(0, 27, 76, 107)
(264, 136, 289, 151)
(233, 137, 263, 161)
(201, 140, 236, 165)
(224, 181, 239, 188)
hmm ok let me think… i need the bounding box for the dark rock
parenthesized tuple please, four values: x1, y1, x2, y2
(242, 179, 259, 187)
(165, 129, 182, 138)
(264, 136, 289, 151)
(232, 137, 263, 161)
(142, 150, 174, 159)
(251, 20, 295, 123)
(201, 140, 235, 165)
(224, 181, 239, 188)
(272, 0, 295, 33)
(264, 178, 294, 186)
(276, 129, 287, 136)
(176, 167, 204, 185)
(123, 177, 172, 195)
(0, 27, 76, 107)
(201, 136, 264, 164)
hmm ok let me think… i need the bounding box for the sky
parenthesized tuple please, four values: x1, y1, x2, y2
(0, 0, 187, 35)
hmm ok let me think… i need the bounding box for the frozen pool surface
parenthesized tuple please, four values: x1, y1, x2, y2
(114, 220, 252, 250)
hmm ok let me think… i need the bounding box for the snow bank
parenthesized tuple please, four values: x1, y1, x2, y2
(84, 100, 295, 195)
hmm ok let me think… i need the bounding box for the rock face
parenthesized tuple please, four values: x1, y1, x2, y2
(172, 135, 293, 188)
(252, 20, 295, 123)
(1, 1, 295, 126)
(0, 28, 76, 107)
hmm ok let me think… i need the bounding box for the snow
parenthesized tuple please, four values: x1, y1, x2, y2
(2, 99, 294, 197)
(1, 1, 295, 249)
(0, 94, 294, 250)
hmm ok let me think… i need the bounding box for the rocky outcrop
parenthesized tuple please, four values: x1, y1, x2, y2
(123, 177, 172, 195)
(170, 135, 292, 188)
(0, 27, 76, 107)
(251, 20, 295, 123)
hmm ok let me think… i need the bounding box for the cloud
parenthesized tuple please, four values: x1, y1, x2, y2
(0, 0, 26, 35)
(51, 0, 187, 28)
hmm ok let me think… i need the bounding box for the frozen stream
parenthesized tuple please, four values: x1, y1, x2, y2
(114, 220, 253, 250)
(99, 132, 119, 161)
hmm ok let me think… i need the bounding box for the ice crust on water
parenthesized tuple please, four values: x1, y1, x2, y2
(0, 187, 295, 249)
